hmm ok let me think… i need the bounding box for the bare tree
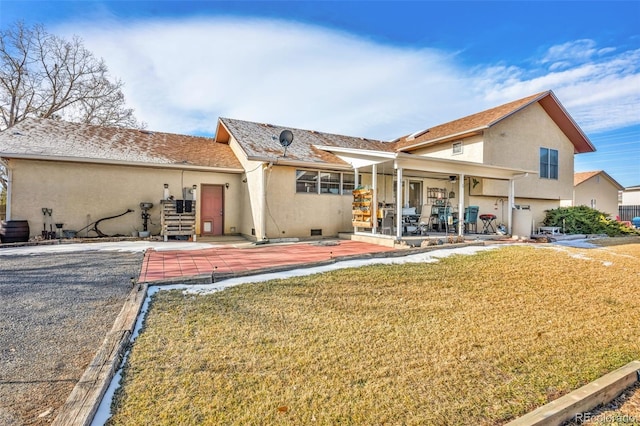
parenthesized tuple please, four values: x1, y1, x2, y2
(0, 21, 144, 192)
(0, 21, 143, 129)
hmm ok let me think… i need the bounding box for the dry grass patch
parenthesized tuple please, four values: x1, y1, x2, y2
(108, 244, 640, 425)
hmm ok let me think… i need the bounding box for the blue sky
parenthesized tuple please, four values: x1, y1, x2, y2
(1, 1, 639, 187)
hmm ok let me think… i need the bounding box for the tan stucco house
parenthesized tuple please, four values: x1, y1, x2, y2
(573, 171, 623, 218)
(0, 90, 596, 243)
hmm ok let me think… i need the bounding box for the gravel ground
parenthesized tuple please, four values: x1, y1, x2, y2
(0, 250, 143, 425)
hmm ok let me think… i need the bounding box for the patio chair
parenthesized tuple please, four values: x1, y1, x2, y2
(464, 206, 479, 233)
(439, 206, 455, 233)
(414, 204, 434, 235)
(381, 210, 395, 235)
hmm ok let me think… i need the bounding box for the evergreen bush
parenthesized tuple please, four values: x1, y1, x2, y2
(543, 206, 639, 236)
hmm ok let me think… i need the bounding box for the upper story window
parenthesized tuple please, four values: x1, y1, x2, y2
(452, 141, 463, 155)
(296, 169, 357, 194)
(540, 147, 558, 180)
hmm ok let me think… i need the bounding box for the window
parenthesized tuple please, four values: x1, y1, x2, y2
(320, 172, 340, 194)
(452, 141, 463, 155)
(296, 170, 358, 194)
(342, 173, 356, 194)
(540, 147, 558, 179)
(296, 170, 318, 193)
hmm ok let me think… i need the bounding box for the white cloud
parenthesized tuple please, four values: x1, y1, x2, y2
(476, 47, 640, 133)
(56, 18, 640, 140)
(57, 17, 475, 139)
(541, 39, 600, 65)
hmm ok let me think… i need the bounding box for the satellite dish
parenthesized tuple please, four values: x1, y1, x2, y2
(279, 130, 293, 147)
(279, 130, 294, 157)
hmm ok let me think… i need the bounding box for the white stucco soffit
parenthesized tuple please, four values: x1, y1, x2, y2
(313, 145, 396, 169)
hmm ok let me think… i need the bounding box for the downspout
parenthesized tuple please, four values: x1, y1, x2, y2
(6, 166, 12, 221)
(508, 173, 529, 235)
(261, 162, 271, 241)
(508, 180, 514, 235)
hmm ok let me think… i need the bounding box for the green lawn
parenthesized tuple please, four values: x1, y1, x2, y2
(108, 242, 640, 425)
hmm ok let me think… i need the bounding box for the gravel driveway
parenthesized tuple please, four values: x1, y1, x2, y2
(0, 249, 143, 425)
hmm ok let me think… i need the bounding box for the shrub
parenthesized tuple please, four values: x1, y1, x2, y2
(543, 206, 639, 236)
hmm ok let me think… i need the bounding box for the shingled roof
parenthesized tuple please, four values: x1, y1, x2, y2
(574, 170, 623, 189)
(0, 91, 595, 172)
(215, 117, 395, 167)
(0, 117, 243, 171)
(394, 91, 595, 154)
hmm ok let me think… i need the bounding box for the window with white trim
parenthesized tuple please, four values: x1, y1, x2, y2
(296, 170, 357, 194)
(320, 172, 340, 194)
(342, 173, 356, 194)
(540, 147, 558, 180)
(452, 141, 463, 155)
(296, 170, 318, 193)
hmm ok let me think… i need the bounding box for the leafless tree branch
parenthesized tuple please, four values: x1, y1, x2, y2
(0, 21, 145, 191)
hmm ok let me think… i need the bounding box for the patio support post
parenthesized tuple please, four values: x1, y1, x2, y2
(371, 164, 378, 234)
(395, 164, 403, 240)
(261, 162, 269, 241)
(458, 173, 465, 237)
(353, 167, 359, 233)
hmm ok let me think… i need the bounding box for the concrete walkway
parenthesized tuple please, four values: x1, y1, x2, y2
(138, 240, 397, 283)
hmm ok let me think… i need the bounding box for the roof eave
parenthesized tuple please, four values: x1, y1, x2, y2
(1, 153, 244, 173)
(538, 92, 596, 154)
(245, 154, 353, 170)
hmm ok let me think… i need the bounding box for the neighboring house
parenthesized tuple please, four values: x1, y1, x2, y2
(0, 90, 596, 243)
(573, 171, 623, 218)
(621, 185, 640, 205)
(619, 185, 640, 222)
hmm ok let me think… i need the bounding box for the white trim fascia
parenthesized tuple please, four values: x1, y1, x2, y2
(314, 145, 397, 159)
(245, 155, 353, 171)
(1, 154, 244, 173)
(313, 146, 398, 170)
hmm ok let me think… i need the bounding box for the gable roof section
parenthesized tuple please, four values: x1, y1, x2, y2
(394, 91, 596, 154)
(0, 118, 243, 171)
(215, 117, 395, 167)
(574, 170, 601, 185)
(574, 170, 624, 190)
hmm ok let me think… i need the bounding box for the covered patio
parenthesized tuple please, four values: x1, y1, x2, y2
(318, 146, 536, 245)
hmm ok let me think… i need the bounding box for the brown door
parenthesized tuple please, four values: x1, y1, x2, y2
(201, 184, 224, 236)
